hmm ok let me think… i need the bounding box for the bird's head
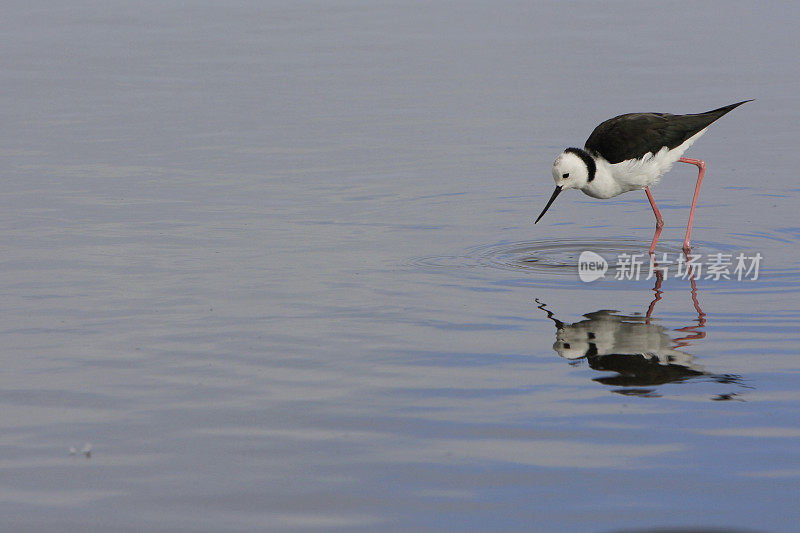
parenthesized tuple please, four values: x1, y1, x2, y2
(535, 147, 595, 223)
(552, 149, 592, 190)
(554, 328, 595, 361)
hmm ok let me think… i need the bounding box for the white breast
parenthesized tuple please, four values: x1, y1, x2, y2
(581, 128, 707, 199)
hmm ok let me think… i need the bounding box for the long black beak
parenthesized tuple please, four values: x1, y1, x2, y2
(534, 186, 562, 224)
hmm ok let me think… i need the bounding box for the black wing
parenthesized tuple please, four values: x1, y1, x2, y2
(584, 100, 751, 164)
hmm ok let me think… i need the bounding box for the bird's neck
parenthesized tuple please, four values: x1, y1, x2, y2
(580, 159, 623, 199)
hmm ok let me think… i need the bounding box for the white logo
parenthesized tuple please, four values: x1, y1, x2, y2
(576, 251, 762, 282)
(578, 251, 608, 282)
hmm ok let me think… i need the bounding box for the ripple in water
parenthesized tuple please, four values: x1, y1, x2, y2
(412, 238, 686, 275)
(470, 238, 677, 275)
(408, 237, 784, 286)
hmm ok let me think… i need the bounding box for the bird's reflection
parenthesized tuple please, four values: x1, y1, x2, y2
(537, 271, 746, 399)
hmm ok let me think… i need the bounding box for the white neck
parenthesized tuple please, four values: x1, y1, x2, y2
(580, 159, 625, 199)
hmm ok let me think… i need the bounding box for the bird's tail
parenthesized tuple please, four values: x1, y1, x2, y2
(699, 99, 753, 118)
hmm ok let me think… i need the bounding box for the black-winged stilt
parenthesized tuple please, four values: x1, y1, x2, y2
(535, 100, 752, 255)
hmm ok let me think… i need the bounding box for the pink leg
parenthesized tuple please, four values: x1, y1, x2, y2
(645, 187, 664, 256)
(679, 157, 706, 255)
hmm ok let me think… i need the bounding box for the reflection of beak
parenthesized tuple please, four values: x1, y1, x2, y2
(534, 186, 562, 224)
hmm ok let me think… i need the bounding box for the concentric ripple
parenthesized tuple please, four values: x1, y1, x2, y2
(408, 238, 746, 277)
(469, 238, 685, 275)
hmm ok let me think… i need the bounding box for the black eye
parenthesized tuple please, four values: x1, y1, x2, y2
(563, 343, 571, 349)
(562, 173, 569, 179)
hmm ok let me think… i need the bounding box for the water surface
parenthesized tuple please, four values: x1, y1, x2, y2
(1, 1, 799, 531)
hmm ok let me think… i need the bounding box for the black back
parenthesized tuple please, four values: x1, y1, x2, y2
(584, 100, 751, 164)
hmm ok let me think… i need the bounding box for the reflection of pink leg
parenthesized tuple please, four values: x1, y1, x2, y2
(645, 268, 663, 322)
(674, 273, 707, 348)
(679, 157, 706, 255)
(645, 187, 664, 256)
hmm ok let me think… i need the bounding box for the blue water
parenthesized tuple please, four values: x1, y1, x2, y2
(1, 1, 798, 531)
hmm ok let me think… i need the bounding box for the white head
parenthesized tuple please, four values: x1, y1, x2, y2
(535, 147, 596, 223)
(554, 328, 593, 360)
(552, 149, 593, 190)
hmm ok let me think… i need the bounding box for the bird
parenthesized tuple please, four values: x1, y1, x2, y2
(534, 299, 744, 397)
(535, 100, 752, 255)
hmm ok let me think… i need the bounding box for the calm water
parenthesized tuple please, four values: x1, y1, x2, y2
(2, 1, 798, 531)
